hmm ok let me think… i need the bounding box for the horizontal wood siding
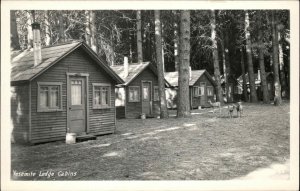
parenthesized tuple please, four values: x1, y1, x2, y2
(116, 106, 125, 119)
(193, 75, 215, 108)
(126, 67, 159, 118)
(11, 85, 30, 143)
(30, 48, 116, 143)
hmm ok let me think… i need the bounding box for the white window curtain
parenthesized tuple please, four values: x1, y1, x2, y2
(71, 80, 82, 105)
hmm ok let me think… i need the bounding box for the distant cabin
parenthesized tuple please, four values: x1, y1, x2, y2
(220, 75, 241, 103)
(165, 70, 216, 109)
(11, 41, 123, 144)
(111, 62, 170, 119)
(237, 72, 274, 101)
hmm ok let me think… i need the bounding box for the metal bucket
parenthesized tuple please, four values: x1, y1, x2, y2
(66, 133, 76, 144)
(140, 113, 146, 119)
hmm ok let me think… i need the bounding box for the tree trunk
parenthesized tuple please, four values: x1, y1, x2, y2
(90, 11, 98, 53)
(136, 10, 143, 64)
(173, 11, 180, 71)
(224, 31, 230, 102)
(26, 11, 33, 49)
(84, 10, 91, 46)
(240, 48, 248, 102)
(245, 11, 258, 102)
(278, 31, 287, 98)
(10, 10, 21, 50)
(58, 11, 65, 43)
(44, 11, 52, 46)
(177, 10, 191, 118)
(258, 29, 270, 103)
(271, 11, 282, 105)
(110, 33, 115, 66)
(154, 10, 169, 119)
(211, 10, 223, 104)
(161, 22, 165, 72)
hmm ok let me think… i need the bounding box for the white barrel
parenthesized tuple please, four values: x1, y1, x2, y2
(66, 133, 76, 144)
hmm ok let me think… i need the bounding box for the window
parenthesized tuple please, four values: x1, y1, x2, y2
(154, 86, 159, 101)
(37, 82, 62, 112)
(200, 83, 205, 96)
(234, 86, 239, 94)
(193, 86, 200, 97)
(128, 86, 140, 102)
(93, 83, 111, 108)
(71, 80, 82, 105)
(207, 86, 214, 96)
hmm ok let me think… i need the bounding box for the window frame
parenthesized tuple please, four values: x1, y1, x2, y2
(207, 86, 214, 96)
(37, 82, 63, 112)
(153, 86, 159, 101)
(128, 86, 140, 102)
(92, 83, 111, 109)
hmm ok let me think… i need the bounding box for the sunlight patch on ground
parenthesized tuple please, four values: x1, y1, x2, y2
(121, 133, 134, 136)
(125, 135, 139, 140)
(155, 126, 181, 132)
(139, 136, 160, 141)
(90, 143, 111, 148)
(183, 123, 196, 127)
(191, 112, 203, 115)
(103, 151, 122, 157)
(238, 160, 290, 180)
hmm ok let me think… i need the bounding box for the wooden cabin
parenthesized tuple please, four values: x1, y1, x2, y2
(111, 62, 170, 119)
(221, 75, 241, 103)
(11, 30, 123, 144)
(165, 70, 216, 109)
(237, 72, 275, 101)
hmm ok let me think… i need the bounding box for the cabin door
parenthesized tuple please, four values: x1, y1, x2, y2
(68, 77, 87, 134)
(142, 81, 152, 116)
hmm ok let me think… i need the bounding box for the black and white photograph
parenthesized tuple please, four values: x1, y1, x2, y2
(1, 1, 299, 191)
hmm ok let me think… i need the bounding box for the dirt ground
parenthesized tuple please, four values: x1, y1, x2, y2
(11, 101, 290, 180)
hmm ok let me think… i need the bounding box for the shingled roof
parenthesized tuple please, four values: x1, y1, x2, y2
(110, 62, 171, 86)
(11, 41, 123, 84)
(164, 70, 216, 87)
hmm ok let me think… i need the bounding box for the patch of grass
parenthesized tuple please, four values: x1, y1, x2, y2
(11, 102, 290, 180)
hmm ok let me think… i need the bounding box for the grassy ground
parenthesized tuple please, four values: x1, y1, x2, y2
(11, 101, 290, 180)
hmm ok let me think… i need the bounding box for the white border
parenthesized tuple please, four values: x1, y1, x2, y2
(1, 1, 299, 191)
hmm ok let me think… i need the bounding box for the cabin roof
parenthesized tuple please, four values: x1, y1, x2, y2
(110, 62, 171, 87)
(164, 70, 216, 87)
(11, 41, 124, 84)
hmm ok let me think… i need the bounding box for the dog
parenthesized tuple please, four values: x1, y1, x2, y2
(208, 100, 221, 114)
(236, 102, 243, 117)
(228, 104, 236, 118)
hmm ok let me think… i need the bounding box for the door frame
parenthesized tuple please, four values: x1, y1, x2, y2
(141, 80, 152, 115)
(66, 72, 89, 134)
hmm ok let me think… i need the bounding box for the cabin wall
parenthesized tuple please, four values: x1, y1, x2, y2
(11, 85, 30, 143)
(193, 75, 215, 108)
(125, 68, 159, 118)
(115, 87, 125, 119)
(30, 48, 116, 143)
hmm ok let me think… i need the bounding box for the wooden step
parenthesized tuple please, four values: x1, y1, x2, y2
(76, 134, 97, 142)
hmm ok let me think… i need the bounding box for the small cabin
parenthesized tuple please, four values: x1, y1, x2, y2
(221, 75, 241, 103)
(111, 62, 170, 119)
(11, 37, 123, 143)
(237, 72, 274, 101)
(165, 70, 216, 109)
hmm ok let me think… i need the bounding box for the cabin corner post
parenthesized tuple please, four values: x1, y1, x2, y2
(28, 82, 32, 143)
(66, 73, 70, 133)
(86, 75, 90, 134)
